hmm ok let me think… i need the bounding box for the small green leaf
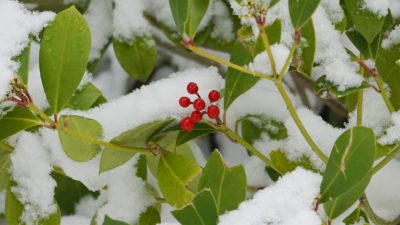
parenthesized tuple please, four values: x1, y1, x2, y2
(288, 0, 320, 28)
(297, 19, 316, 77)
(157, 151, 201, 208)
(346, 30, 380, 59)
(169, 0, 210, 37)
(320, 127, 376, 219)
(0, 152, 10, 191)
(58, 115, 103, 162)
(172, 190, 218, 225)
(176, 123, 215, 146)
(269, 150, 316, 175)
(138, 207, 161, 225)
(136, 155, 148, 181)
(343, 207, 369, 225)
(67, 83, 107, 110)
(103, 215, 129, 225)
(40, 6, 91, 113)
(241, 119, 262, 145)
(0, 107, 42, 141)
(198, 151, 246, 214)
(113, 36, 157, 82)
(14, 38, 31, 84)
(343, 0, 385, 43)
(100, 119, 173, 173)
(314, 75, 371, 98)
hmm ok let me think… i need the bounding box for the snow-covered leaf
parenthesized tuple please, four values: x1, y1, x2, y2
(172, 190, 218, 225)
(100, 119, 174, 173)
(14, 38, 31, 85)
(297, 19, 316, 77)
(288, 0, 320, 28)
(198, 151, 246, 214)
(0, 107, 42, 141)
(137, 206, 161, 225)
(157, 151, 201, 208)
(320, 127, 376, 219)
(343, 0, 385, 43)
(113, 36, 157, 82)
(40, 6, 91, 114)
(169, 0, 210, 38)
(58, 115, 103, 162)
(67, 83, 107, 111)
(313, 75, 371, 98)
(269, 150, 316, 175)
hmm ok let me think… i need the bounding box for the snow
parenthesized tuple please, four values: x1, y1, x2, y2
(0, 0, 54, 100)
(75, 194, 107, 218)
(363, 0, 390, 17)
(0, 192, 4, 214)
(217, 168, 322, 225)
(320, 0, 344, 24)
(382, 25, 400, 49)
(210, 1, 235, 41)
(85, 0, 113, 61)
(284, 108, 344, 170)
(10, 132, 57, 225)
(248, 44, 290, 75)
(390, 0, 400, 19)
(143, 0, 176, 30)
(379, 112, 400, 145)
(28, 65, 49, 110)
(113, 0, 150, 41)
(61, 216, 91, 225)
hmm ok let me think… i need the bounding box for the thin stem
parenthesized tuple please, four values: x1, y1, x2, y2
(275, 80, 328, 163)
(222, 125, 283, 175)
(188, 45, 274, 80)
(357, 89, 364, 125)
(373, 145, 400, 174)
(258, 24, 278, 77)
(375, 76, 395, 113)
(278, 43, 298, 80)
(60, 127, 150, 154)
(0, 141, 14, 153)
(27, 103, 55, 126)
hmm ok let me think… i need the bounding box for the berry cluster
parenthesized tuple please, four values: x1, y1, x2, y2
(179, 82, 221, 132)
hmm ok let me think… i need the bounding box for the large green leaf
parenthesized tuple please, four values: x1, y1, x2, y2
(169, 0, 210, 37)
(343, 0, 385, 43)
(376, 44, 400, 110)
(100, 119, 173, 173)
(172, 190, 218, 225)
(40, 6, 91, 114)
(58, 115, 102, 162)
(0, 107, 42, 141)
(137, 206, 161, 225)
(67, 83, 107, 110)
(157, 151, 201, 208)
(320, 127, 376, 219)
(288, 0, 320, 28)
(198, 151, 246, 214)
(224, 20, 281, 110)
(297, 19, 316, 77)
(113, 37, 157, 82)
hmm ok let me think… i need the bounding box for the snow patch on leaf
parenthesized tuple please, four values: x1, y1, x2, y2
(363, 0, 390, 17)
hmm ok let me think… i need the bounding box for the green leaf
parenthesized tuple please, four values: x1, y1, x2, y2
(172, 190, 218, 225)
(288, 0, 320, 28)
(241, 119, 262, 145)
(269, 150, 316, 175)
(198, 151, 246, 214)
(157, 151, 201, 208)
(100, 119, 173, 173)
(297, 19, 316, 77)
(240, 115, 287, 142)
(14, 38, 31, 84)
(169, 0, 210, 37)
(136, 154, 148, 181)
(113, 37, 157, 82)
(346, 30, 380, 59)
(320, 127, 376, 219)
(313, 75, 371, 98)
(6, 188, 61, 225)
(343, 207, 369, 225)
(343, 0, 385, 43)
(58, 115, 103, 162)
(67, 83, 107, 110)
(0, 107, 42, 141)
(137, 207, 161, 225)
(40, 6, 91, 113)
(376, 44, 400, 110)
(103, 215, 129, 225)
(0, 152, 10, 191)
(176, 123, 215, 146)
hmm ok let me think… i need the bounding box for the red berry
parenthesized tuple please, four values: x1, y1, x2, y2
(207, 105, 220, 119)
(179, 97, 191, 108)
(208, 90, 220, 102)
(191, 111, 203, 122)
(180, 117, 195, 132)
(193, 98, 206, 111)
(187, 82, 199, 94)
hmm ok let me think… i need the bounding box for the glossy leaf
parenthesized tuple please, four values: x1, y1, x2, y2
(297, 19, 316, 77)
(0, 107, 42, 141)
(314, 75, 371, 98)
(157, 151, 201, 208)
(241, 119, 262, 145)
(67, 83, 107, 110)
(113, 37, 157, 82)
(138, 207, 161, 225)
(346, 29, 380, 59)
(103, 215, 129, 225)
(58, 115, 103, 162)
(169, 0, 210, 37)
(320, 127, 376, 219)
(376, 44, 400, 110)
(343, 0, 385, 43)
(40, 6, 91, 113)
(176, 123, 215, 146)
(172, 190, 218, 225)
(100, 119, 174, 173)
(198, 151, 246, 214)
(288, 0, 320, 28)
